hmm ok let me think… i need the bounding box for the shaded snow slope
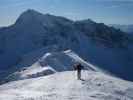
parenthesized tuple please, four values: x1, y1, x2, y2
(0, 71, 133, 100)
(3, 50, 98, 83)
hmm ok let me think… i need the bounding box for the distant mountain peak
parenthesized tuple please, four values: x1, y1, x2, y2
(14, 9, 73, 27)
(16, 9, 42, 20)
(21, 9, 43, 16)
(25, 9, 37, 13)
(14, 9, 52, 27)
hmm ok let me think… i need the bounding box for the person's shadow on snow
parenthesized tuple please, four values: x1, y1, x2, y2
(80, 78, 85, 81)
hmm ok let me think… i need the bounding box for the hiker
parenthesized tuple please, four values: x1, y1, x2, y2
(73, 63, 84, 80)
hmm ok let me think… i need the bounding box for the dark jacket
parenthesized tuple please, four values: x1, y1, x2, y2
(74, 64, 84, 70)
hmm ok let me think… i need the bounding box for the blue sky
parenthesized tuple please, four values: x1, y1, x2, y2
(0, 0, 133, 26)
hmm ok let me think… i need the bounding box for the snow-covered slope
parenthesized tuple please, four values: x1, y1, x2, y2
(0, 71, 133, 100)
(3, 50, 99, 83)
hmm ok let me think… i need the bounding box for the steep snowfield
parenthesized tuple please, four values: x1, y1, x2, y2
(3, 50, 98, 82)
(0, 71, 133, 100)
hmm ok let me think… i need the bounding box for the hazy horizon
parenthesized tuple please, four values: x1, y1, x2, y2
(0, 0, 133, 27)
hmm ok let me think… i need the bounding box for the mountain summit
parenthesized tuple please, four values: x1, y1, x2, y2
(19, 9, 42, 17)
(15, 9, 73, 27)
(15, 9, 51, 27)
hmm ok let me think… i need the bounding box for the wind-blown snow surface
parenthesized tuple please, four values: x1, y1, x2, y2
(0, 71, 133, 100)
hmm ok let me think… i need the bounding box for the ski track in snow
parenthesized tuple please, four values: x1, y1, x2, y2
(0, 71, 133, 100)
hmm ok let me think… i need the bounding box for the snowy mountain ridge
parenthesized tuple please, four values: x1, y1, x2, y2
(0, 48, 133, 100)
(0, 9, 133, 99)
(0, 9, 133, 82)
(2, 50, 99, 83)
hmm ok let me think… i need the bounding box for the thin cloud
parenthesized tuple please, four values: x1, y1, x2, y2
(108, 3, 133, 8)
(95, 0, 133, 8)
(0, 0, 37, 9)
